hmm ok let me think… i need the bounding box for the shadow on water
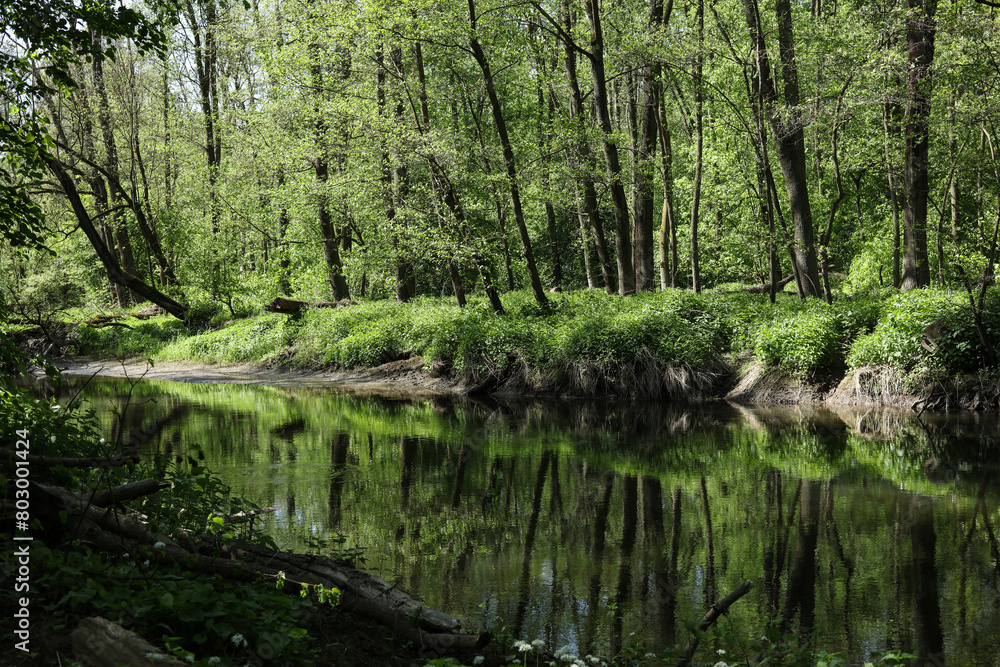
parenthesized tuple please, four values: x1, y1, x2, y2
(33, 374, 1000, 664)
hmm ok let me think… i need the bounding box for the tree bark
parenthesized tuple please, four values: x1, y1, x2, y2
(584, 0, 635, 294)
(561, 2, 615, 293)
(632, 0, 667, 292)
(92, 34, 140, 305)
(743, 0, 822, 297)
(657, 100, 678, 288)
(901, 0, 937, 290)
(309, 17, 351, 301)
(690, 0, 705, 293)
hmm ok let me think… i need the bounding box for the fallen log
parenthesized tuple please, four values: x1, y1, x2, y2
(722, 275, 794, 294)
(24, 479, 485, 654)
(72, 616, 186, 667)
(0, 448, 140, 468)
(264, 297, 356, 314)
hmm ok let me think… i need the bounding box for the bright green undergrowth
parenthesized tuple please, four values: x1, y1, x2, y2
(74, 286, 1000, 381)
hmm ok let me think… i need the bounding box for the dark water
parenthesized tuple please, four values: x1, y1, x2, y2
(49, 376, 1000, 664)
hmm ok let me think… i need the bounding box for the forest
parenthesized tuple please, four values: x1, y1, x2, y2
(4, 0, 1000, 320)
(4, 2, 1000, 665)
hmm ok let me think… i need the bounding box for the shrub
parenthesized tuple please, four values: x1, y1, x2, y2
(164, 314, 294, 364)
(77, 317, 188, 358)
(755, 310, 842, 374)
(846, 289, 975, 372)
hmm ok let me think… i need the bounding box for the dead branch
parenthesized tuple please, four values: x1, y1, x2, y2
(676, 581, 754, 666)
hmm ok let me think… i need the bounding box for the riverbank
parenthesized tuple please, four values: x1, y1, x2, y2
(53, 354, 1000, 411)
(28, 286, 1000, 409)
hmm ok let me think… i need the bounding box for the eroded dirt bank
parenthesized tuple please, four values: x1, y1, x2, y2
(51, 356, 1000, 410)
(52, 356, 462, 397)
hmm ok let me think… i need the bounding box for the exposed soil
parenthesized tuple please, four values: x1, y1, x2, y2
(50, 355, 1000, 410)
(52, 356, 464, 397)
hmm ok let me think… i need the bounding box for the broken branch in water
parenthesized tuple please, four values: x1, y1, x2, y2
(676, 580, 755, 666)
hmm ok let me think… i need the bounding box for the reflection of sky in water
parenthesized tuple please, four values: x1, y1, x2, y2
(59, 375, 1000, 664)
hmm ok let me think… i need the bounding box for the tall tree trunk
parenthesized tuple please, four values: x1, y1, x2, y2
(183, 0, 224, 298)
(562, 1, 615, 293)
(538, 84, 563, 291)
(308, 16, 350, 301)
(584, 0, 635, 295)
(690, 0, 704, 293)
(162, 67, 173, 211)
(901, 0, 936, 290)
(632, 0, 667, 292)
(743, 0, 822, 297)
(389, 45, 415, 302)
(276, 168, 291, 296)
(657, 100, 678, 288)
(468, 0, 548, 308)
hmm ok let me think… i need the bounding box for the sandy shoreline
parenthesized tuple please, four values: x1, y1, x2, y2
(50, 356, 463, 396)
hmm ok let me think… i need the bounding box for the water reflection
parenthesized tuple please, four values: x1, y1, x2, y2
(43, 375, 1000, 665)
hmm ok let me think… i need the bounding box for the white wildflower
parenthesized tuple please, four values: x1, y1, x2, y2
(472, 657, 485, 665)
(714, 662, 729, 667)
(153, 542, 166, 549)
(644, 654, 656, 659)
(208, 659, 221, 665)
(50, 404, 60, 411)
(50, 435, 56, 443)
(717, 649, 727, 655)
(514, 640, 533, 652)
(532, 639, 544, 648)
(231, 633, 245, 646)
(99, 437, 106, 444)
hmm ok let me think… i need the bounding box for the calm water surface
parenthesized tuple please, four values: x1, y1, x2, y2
(55, 376, 1000, 665)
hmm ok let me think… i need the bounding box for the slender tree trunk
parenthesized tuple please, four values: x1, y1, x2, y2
(162, 67, 173, 211)
(743, 0, 822, 297)
(633, 0, 666, 292)
(584, 0, 635, 294)
(308, 15, 350, 301)
(561, 3, 615, 293)
(538, 85, 563, 291)
(276, 169, 291, 296)
(468, 0, 548, 307)
(901, 0, 936, 290)
(390, 45, 415, 301)
(657, 100, 678, 288)
(93, 34, 140, 304)
(690, 0, 704, 293)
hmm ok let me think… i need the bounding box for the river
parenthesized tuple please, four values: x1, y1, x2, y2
(44, 374, 1000, 665)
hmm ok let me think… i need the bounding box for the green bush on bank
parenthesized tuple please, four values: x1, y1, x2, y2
(847, 288, 1000, 373)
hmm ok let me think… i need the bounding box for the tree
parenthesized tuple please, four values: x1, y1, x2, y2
(900, 0, 938, 290)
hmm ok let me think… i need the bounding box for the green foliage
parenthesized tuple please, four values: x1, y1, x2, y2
(0, 540, 319, 666)
(77, 317, 188, 358)
(755, 309, 842, 374)
(184, 298, 228, 328)
(162, 313, 296, 365)
(845, 288, 997, 373)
